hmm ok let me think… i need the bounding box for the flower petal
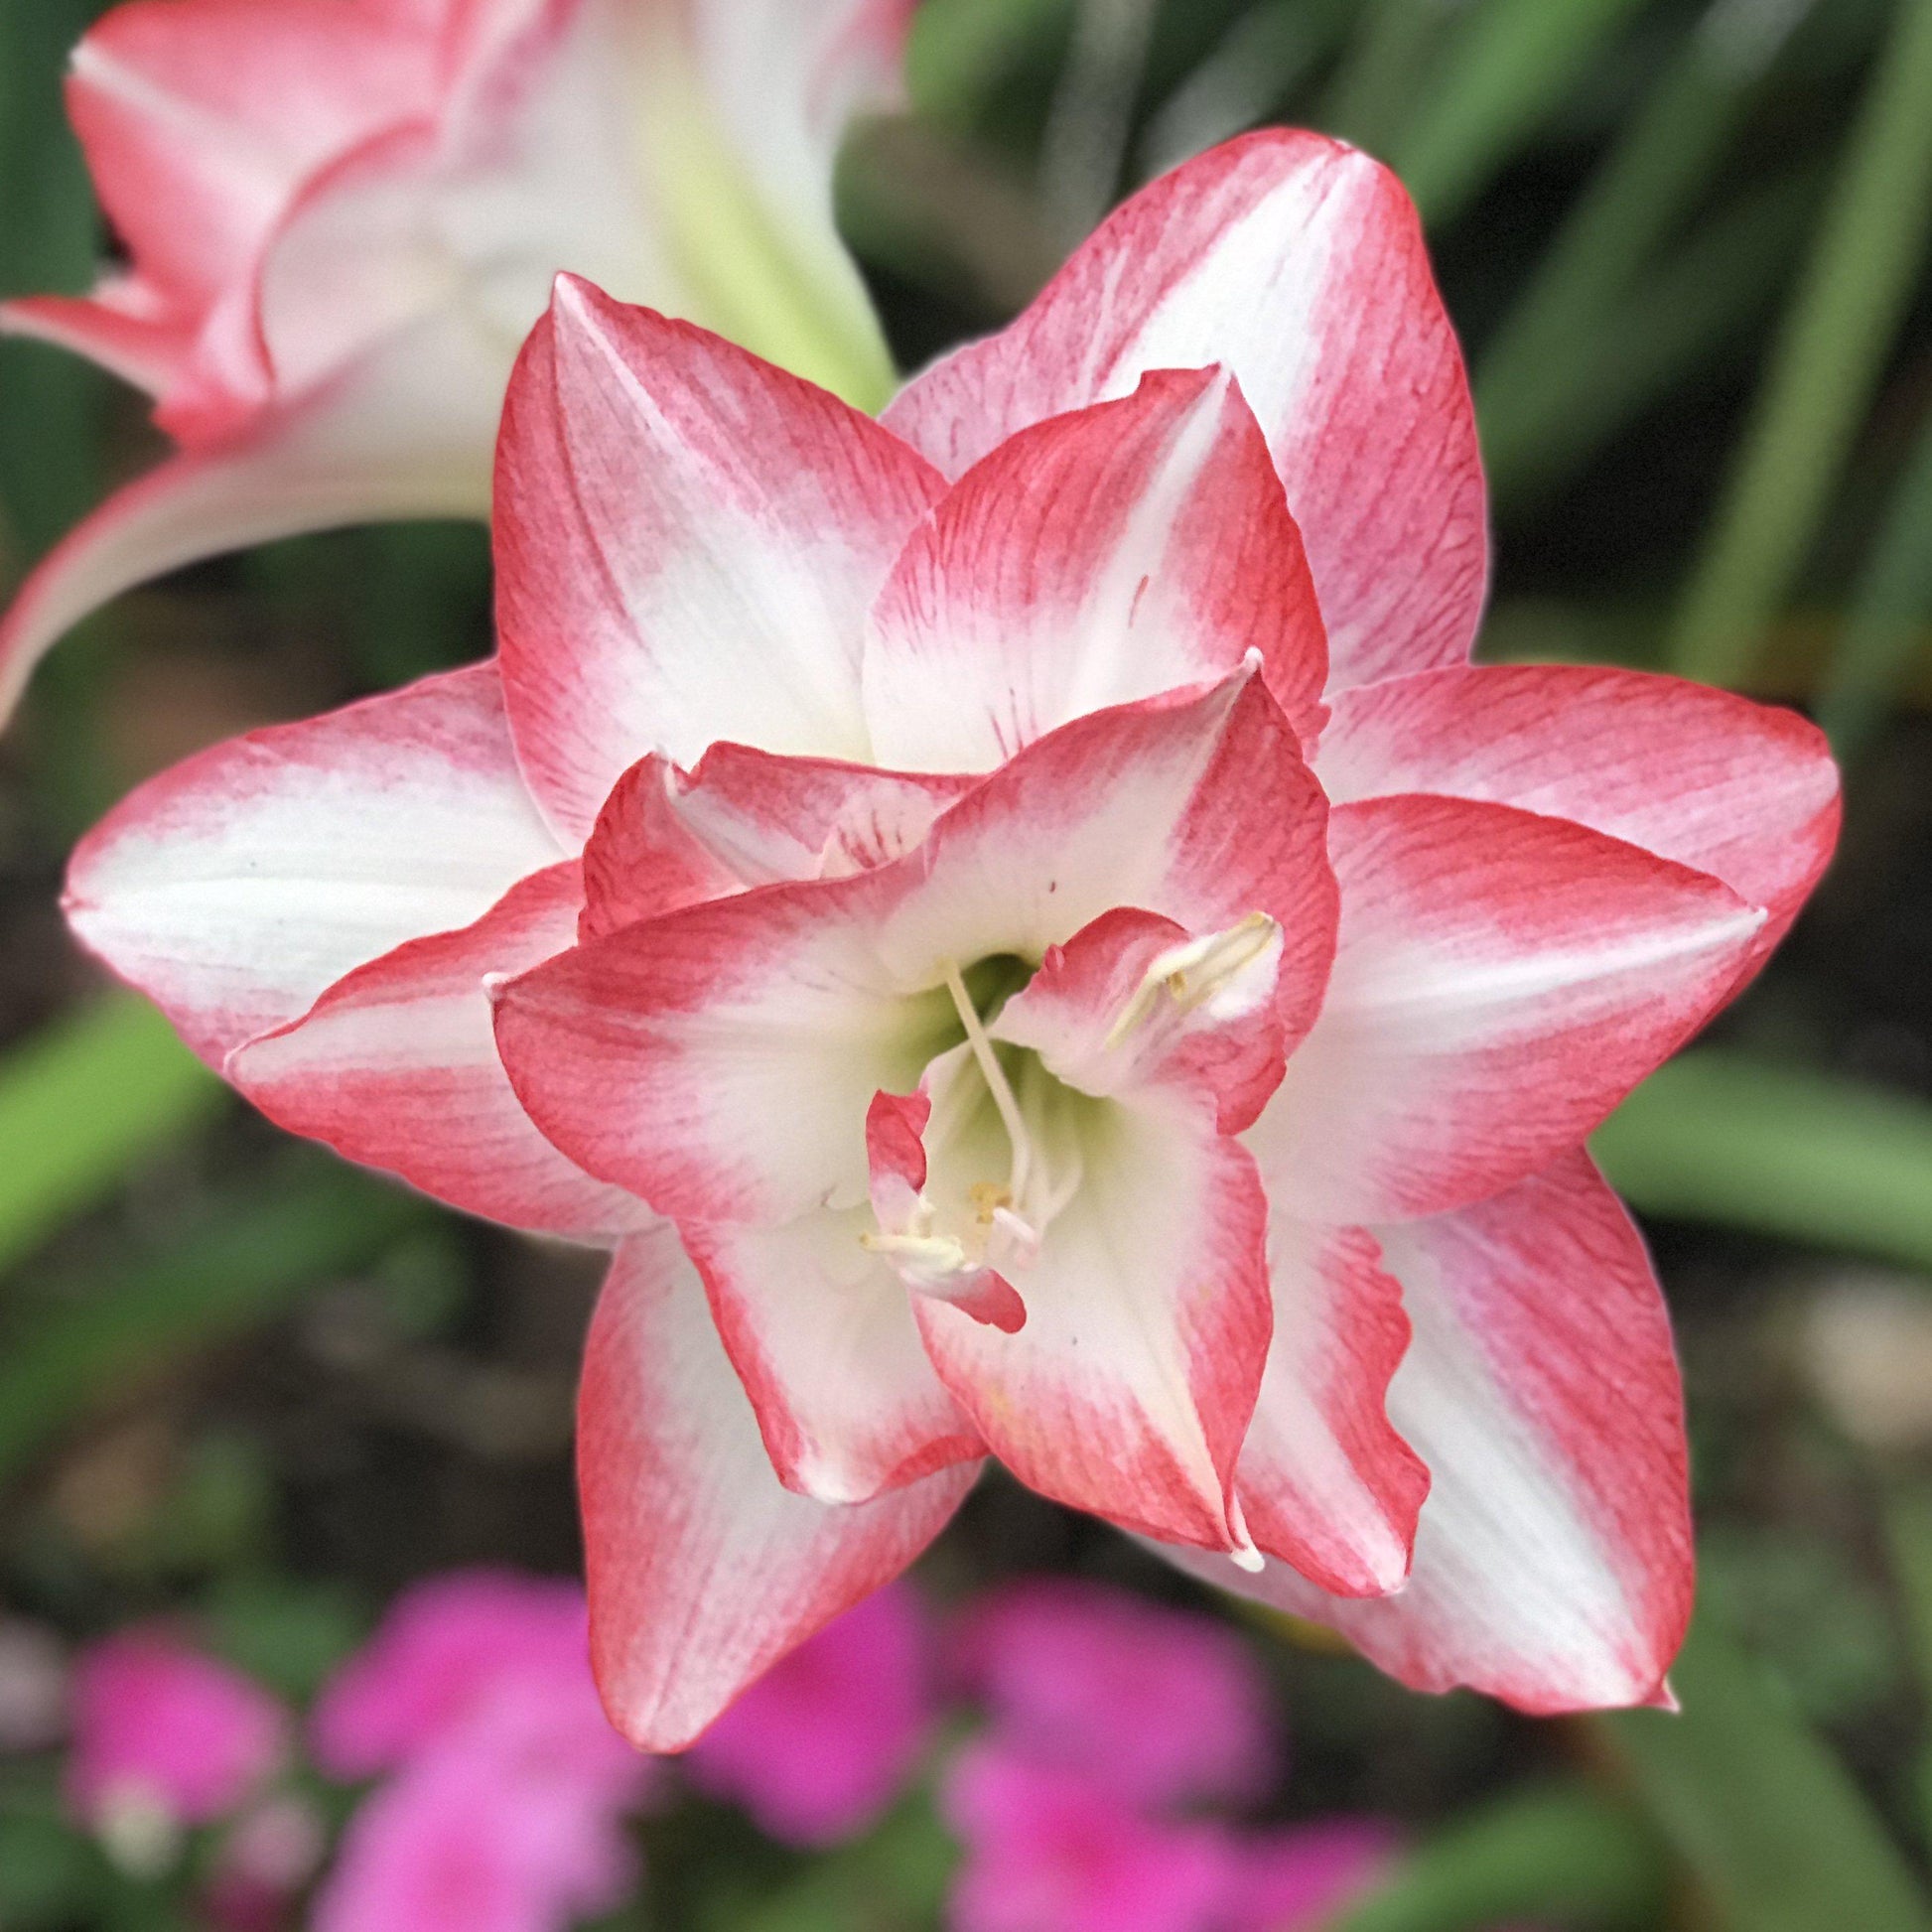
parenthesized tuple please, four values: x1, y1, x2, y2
(493, 675, 1334, 1226)
(2, 288, 189, 397)
(1159, 1152, 1692, 1714)
(66, 663, 560, 1067)
(1233, 1218, 1426, 1597)
(493, 278, 947, 839)
(915, 1102, 1272, 1557)
(992, 905, 1287, 1134)
(1314, 663, 1841, 960)
(683, 1209, 985, 1503)
(0, 311, 501, 724)
(884, 130, 1484, 695)
(579, 1227, 979, 1751)
(228, 862, 645, 1240)
(65, 0, 440, 321)
(863, 366, 1327, 771)
(579, 743, 974, 942)
(1253, 795, 1765, 1223)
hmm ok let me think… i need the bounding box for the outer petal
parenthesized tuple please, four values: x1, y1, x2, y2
(493, 675, 1334, 1226)
(493, 278, 947, 839)
(2, 288, 190, 398)
(65, 663, 559, 1067)
(1314, 664, 1841, 961)
(1232, 1219, 1426, 1598)
(0, 312, 501, 724)
(227, 862, 645, 1240)
(1253, 795, 1766, 1224)
(884, 130, 1484, 694)
(863, 367, 1326, 771)
(1162, 1152, 1692, 1714)
(579, 1227, 980, 1751)
(683, 1210, 984, 1504)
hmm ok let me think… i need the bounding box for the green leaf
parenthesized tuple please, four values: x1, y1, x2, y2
(1320, 0, 1466, 162)
(0, 0, 108, 559)
(1880, 1484, 1932, 1854)
(0, 997, 225, 1280)
(907, 0, 1074, 130)
(1590, 1049, 1932, 1270)
(1389, 0, 1654, 225)
(1329, 1784, 1665, 1932)
(1481, 168, 1821, 510)
(1597, 1612, 1932, 1932)
(1817, 398, 1932, 764)
(1669, 0, 1932, 687)
(0, 1806, 98, 1931)
(0, 1160, 428, 1488)
(1475, 0, 1817, 501)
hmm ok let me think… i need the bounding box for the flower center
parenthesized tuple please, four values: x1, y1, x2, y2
(861, 954, 1093, 1298)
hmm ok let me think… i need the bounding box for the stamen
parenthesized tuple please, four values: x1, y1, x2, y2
(943, 961, 1036, 1206)
(1106, 912, 1282, 1048)
(859, 1226, 971, 1285)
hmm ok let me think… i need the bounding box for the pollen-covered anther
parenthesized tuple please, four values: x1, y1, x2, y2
(1105, 911, 1283, 1048)
(859, 1218, 971, 1289)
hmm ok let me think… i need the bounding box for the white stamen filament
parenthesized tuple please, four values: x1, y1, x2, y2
(943, 960, 1036, 1208)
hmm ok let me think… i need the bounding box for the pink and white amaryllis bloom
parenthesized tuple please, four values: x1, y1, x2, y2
(63, 132, 1841, 1748)
(0, 0, 908, 720)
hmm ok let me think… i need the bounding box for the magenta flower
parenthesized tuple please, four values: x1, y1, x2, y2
(1220, 1821, 1398, 1932)
(311, 1573, 653, 1932)
(67, 134, 1841, 1745)
(0, 0, 909, 717)
(313, 1694, 639, 1932)
(313, 1569, 633, 1789)
(944, 1739, 1239, 1932)
(685, 1580, 933, 1844)
(66, 1627, 286, 1864)
(956, 1579, 1273, 1810)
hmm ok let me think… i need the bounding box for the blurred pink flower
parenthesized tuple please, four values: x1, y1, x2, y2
(1221, 1819, 1398, 1932)
(309, 1571, 654, 1932)
(205, 1794, 328, 1932)
(313, 1569, 630, 1784)
(956, 1580, 1275, 1810)
(944, 1739, 1238, 1932)
(66, 1626, 286, 1851)
(313, 1687, 641, 1932)
(686, 1580, 934, 1845)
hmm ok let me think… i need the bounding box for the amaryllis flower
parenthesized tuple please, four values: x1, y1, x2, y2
(0, 0, 908, 719)
(63, 133, 1841, 1747)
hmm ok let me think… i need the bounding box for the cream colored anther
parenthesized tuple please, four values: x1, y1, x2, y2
(1106, 912, 1282, 1049)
